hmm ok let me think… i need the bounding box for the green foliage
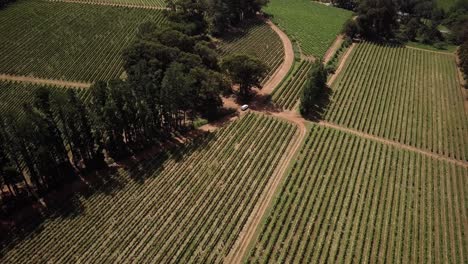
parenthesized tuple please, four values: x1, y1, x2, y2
(248, 124, 467, 263)
(57, 0, 166, 7)
(1, 114, 298, 263)
(324, 42, 468, 160)
(0, 0, 166, 82)
(221, 54, 268, 100)
(264, 0, 351, 57)
(458, 40, 468, 85)
(217, 19, 284, 82)
(299, 61, 328, 117)
(356, 0, 399, 39)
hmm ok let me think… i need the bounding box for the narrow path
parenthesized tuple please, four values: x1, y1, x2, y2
(323, 34, 344, 64)
(225, 111, 306, 264)
(0, 74, 91, 88)
(258, 20, 295, 95)
(405, 45, 456, 56)
(47, 0, 169, 10)
(327, 42, 355, 86)
(317, 120, 468, 168)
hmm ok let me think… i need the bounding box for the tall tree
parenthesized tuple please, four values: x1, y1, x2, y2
(357, 0, 399, 39)
(300, 61, 328, 117)
(221, 54, 267, 100)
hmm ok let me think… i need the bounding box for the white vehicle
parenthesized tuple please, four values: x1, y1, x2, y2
(241, 104, 249, 111)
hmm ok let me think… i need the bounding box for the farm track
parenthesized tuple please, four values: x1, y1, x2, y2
(317, 120, 468, 168)
(0, 74, 91, 88)
(323, 34, 344, 64)
(225, 111, 306, 264)
(258, 21, 294, 95)
(47, 0, 169, 9)
(327, 42, 355, 86)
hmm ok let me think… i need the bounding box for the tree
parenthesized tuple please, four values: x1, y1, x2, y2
(357, 0, 399, 39)
(458, 40, 468, 86)
(300, 61, 328, 117)
(342, 19, 360, 38)
(404, 17, 421, 40)
(221, 54, 267, 100)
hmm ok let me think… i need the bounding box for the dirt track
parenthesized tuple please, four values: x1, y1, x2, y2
(224, 110, 306, 264)
(327, 43, 355, 86)
(47, 0, 169, 10)
(259, 21, 295, 95)
(0, 74, 91, 88)
(323, 34, 344, 64)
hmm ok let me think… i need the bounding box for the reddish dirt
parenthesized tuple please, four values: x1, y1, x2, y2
(258, 20, 295, 95)
(317, 121, 468, 168)
(47, 0, 169, 10)
(323, 34, 344, 64)
(327, 43, 355, 86)
(0, 74, 91, 88)
(224, 110, 306, 264)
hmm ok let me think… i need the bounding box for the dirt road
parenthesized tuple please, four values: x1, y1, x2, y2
(259, 21, 295, 95)
(0, 74, 91, 88)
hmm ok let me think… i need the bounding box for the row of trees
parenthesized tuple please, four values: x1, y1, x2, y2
(0, 4, 269, 215)
(165, 0, 269, 35)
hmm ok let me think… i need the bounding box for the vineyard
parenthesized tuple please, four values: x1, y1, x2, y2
(218, 19, 284, 82)
(0, 113, 298, 263)
(49, 0, 166, 8)
(324, 42, 468, 161)
(247, 124, 467, 264)
(264, 0, 351, 57)
(0, 81, 90, 120)
(0, 0, 166, 83)
(272, 60, 313, 109)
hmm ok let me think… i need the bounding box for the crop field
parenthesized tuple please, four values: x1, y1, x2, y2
(247, 124, 467, 264)
(324, 42, 468, 161)
(1, 113, 298, 263)
(0, 81, 90, 120)
(0, 0, 166, 83)
(264, 0, 351, 57)
(49, 0, 166, 8)
(272, 60, 313, 109)
(218, 19, 284, 82)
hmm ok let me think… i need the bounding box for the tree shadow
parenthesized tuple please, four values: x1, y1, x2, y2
(301, 87, 333, 122)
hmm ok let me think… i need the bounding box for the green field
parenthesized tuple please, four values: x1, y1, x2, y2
(50, 0, 166, 8)
(437, 0, 457, 11)
(264, 0, 351, 57)
(0, 0, 166, 83)
(324, 42, 468, 161)
(218, 19, 284, 82)
(0, 113, 298, 263)
(0, 81, 90, 120)
(272, 60, 313, 109)
(247, 124, 467, 263)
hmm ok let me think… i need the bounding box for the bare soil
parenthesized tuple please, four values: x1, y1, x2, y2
(47, 0, 169, 10)
(258, 20, 295, 95)
(323, 34, 344, 64)
(327, 43, 355, 86)
(0, 74, 91, 88)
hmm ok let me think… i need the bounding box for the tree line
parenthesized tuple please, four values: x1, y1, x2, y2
(0, 0, 269, 218)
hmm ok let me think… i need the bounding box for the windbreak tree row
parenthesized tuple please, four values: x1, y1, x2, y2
(1, 113, 298, 263)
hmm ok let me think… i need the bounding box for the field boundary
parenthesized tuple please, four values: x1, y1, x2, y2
(323, 34, 344, 64)
(225, 112, 306, 264)
(405, 45, 456, 55)
(0, 74, 91, 88)
(47, 0, 169, 10)
(317, 120, 468, 168)
(259, 20, 295, 95)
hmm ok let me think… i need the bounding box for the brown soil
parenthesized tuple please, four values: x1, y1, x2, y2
(405, 45, 456, 55)
(47, 0, 169, 10)
(224, 110, 306, 264)
(323, 34, 344, 64)
(317, 121, 468, 168)
(258, 20, 295, 95)
(0, 74, 91, 88)
(327, 43, 355, 86)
